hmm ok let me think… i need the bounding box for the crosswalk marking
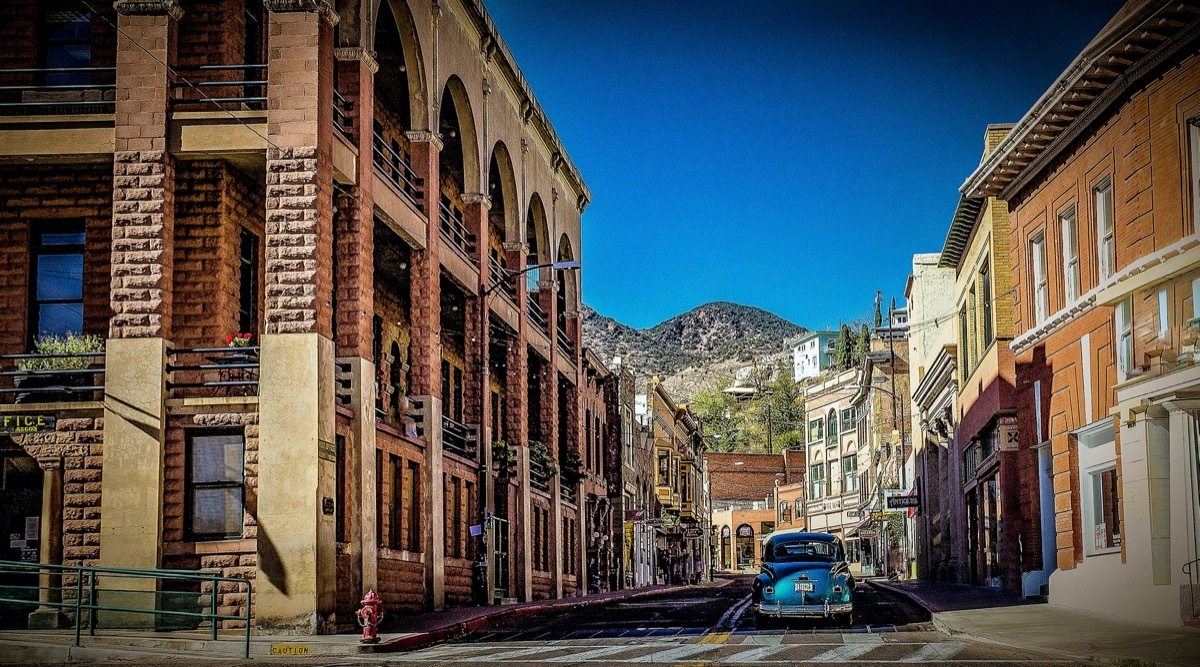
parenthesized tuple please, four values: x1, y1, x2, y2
(807, 642, 881, 661)
(721, 644, 790, 662)
(737, 633, 783, 645)
(544, 644, 642, 662)
(902, 640, 967, 661)
(478, 645, 570, 661)
(630, 644, 713, 662)
(698, 631, 731, 644)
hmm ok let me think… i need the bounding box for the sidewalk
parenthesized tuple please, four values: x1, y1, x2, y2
(0, 580, 711, 662)
(873, 580, 1200, 667)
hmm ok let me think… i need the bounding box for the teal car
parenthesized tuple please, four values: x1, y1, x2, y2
(752, 532, 854, 626)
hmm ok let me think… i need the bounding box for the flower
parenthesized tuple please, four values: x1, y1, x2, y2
(227, 333, 253, 348)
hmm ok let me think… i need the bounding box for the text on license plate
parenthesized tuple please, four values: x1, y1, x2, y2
(794, 582, 814, 592)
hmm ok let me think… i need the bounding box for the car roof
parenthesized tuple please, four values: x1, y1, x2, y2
(765, 532, 838, 544)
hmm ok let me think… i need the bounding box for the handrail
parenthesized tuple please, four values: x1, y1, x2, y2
(527, 298, 549, 333)
(438, 199, 476, 257)
(489, 257, 517, 300)
(170, 64, 266, 110)
(372, 131, 423, 210)
(442, 415, 477, 460)
(166, 347, 259, 395)
(0, 560, 252, 658)
(333, 87, 353, 139)
(1185, 556, 1200, 620)
(0, 67, 116, 114)
(0, 352, 106, 402)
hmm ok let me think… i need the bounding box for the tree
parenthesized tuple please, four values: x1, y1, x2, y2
(855, 322, 871, 367)
(691, 381, 746, 452)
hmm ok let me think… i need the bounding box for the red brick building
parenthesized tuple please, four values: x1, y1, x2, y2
(960, 0, 1200, 626)
(0, 0, 596, 634)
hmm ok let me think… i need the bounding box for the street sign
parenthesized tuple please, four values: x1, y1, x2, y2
(886, 495, 919, 509)
(845, 509, 863, 518)
(624, 509, 646, 522)
(645, 519, 664, 527)
(858, 529, 877, 539)
(683, 528, 702, 539)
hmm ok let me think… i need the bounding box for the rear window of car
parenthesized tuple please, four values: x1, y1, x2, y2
(767, 539, 840, 563)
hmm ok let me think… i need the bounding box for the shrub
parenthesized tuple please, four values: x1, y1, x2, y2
(19, 333, 105, 372)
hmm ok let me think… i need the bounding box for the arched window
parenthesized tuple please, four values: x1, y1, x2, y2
(827, 409, 838, 446)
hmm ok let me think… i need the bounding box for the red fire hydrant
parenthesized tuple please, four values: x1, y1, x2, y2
(355, 589, 384, 644)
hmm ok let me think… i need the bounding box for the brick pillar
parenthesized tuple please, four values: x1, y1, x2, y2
(332, 46, 379, 599)
(419, 396, 446, 610)
(515, 442, 533, 601)
(255, 0, 338, 633)
(98, 1, 179, 621)
(405, 132, 442, 399)
(29, 457, 64, 629)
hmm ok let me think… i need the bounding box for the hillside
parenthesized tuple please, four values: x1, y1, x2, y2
(581, 302, 804, 401)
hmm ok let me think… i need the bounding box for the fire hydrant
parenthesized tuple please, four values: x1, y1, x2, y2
(355, 590, 384, 644)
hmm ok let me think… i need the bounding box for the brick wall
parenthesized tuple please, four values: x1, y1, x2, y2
(375, 427, 426, 612)
(0, 163, 114, 352)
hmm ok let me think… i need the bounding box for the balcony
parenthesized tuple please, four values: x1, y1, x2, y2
(489, 257, 517, 302)
(438, 198, 476, 258)
(441, 415, 477, 460)
(372, 131, 424, 212)
(167, 347, 260, 398)
(0, 351, 105, 404)
(560, 478, 577, 505)
(0, 67, 116, 116)
(170, 64, 266, 111)
(527, 298, 550, 335)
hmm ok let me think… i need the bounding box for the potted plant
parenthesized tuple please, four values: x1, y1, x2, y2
(529, 440, 557, 482)
(15, 333, 105, 404)
(492, 439, 517, 477)
(559, 448, 584, 489)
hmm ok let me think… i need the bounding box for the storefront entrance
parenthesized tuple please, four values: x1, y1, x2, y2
(0, 444, 43, 628)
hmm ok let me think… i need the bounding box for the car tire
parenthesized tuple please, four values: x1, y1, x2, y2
(755, 612, 773, 629)
(837, 613, 854, 628)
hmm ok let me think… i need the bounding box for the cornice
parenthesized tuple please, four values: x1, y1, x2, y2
(404, 131, 443, 152)
(113, 0, 183, 19)
(334, 47, 379, 74)
(460, 193, 492, 210)
(263, 0, 339, 24)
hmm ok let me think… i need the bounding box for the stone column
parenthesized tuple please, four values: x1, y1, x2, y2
(419, 396, 446, 610)
(514, 441, 533, 601)
(255, 0, 338, 634)
(333, 46, 379, 600)
(405, 132, 442, 400)
(1164, 401, 1200, 596)
(28, 457, 64, 629)
(98, 0, 179, 622)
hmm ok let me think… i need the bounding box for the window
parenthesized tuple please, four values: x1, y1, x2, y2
(1078, 420, 1120, 556)
(1031, 234, 1049, 325)
(186, 431, 244, 541)
(1095, 180, 1115, 280)
(406, 460, 421, 551)
(39, 3, 92, 86)
(980, 261, 994, 347)
(657, 450, 669, 485)
(840, 408, 855, 431)
(779, 500, 791, 524)
(237, 229, 259, 335)
(826, 409, 837, 446)
(959, 305, 969, 375)
(389, 455, 401, 549)
(809, 418, 824, 444)
(809, 463, 825, 500)
(1060, 207, 1079, 302)
(968, 286, 978, 365)
(1191, 120, 1199, 229)
(30, 222, 85, 340)
(1157, 288, 1168, 339)
(842, 454, 859, 493)
(1116, 298, 1133, 380)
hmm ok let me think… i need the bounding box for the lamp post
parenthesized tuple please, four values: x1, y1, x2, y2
(478, 259, 580, 604)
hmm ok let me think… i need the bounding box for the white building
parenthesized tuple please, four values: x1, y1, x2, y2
(792, 331, 838, 382)
(802, 369, 865, 569)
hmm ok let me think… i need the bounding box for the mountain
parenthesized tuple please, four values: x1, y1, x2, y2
(581, 302, 805, 401)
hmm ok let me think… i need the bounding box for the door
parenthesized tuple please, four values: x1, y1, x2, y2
(492, 515, 509, 600)
(0, 448, 43, 628)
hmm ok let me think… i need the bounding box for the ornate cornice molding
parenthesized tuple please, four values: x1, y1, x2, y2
(405, 130, 443, 152)
(502, 242, 529, 254)
(113, 0, 184, 19)
(263, 0, 339, 25)
(334, 47, 379, 74)
(37, 456, 64, 472)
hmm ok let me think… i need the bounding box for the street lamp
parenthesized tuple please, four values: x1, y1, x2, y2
(483, 260, 580, 297)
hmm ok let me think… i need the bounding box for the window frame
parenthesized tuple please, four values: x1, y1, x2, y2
(185, 429, 245, 542)
(1031, 233, 1049, 325)
(980, 260, 994, 348)
(1116, 297, 1134, 381)
(29, 220, 87, 343)
(1077, 420, 1121, 557)
(1060, 206, 1079, 303)
(1095, 179, 1115, 281)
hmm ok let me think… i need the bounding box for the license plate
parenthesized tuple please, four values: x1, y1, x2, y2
(794, 582, 814, 592)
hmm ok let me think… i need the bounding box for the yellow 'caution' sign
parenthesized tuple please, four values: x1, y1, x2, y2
(270, 644, 312, 656)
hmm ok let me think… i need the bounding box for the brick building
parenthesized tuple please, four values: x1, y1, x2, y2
(960, 0, 1200, 626)
(0, 0, 596, 634)
(938, 125, 1034, 595)
(705, 451, 803, 572)
(606, 358, 656, 589)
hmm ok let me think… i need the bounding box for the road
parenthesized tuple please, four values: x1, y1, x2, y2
(394, 576, 1086, 666)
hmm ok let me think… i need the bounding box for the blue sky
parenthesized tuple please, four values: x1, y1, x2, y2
(487, 1, 1124, 330)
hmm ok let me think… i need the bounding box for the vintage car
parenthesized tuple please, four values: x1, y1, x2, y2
(751, 531, 854, 626)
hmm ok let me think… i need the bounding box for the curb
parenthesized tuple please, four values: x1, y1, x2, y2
(373, 583, 698, 653)
(866, 581, 1178, 667)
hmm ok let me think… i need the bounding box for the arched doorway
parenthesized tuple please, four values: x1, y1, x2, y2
(720, 525, 731, 570)
(735, 523, 755, 569)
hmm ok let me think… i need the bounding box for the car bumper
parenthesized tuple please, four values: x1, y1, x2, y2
(753, 601, 853, 618)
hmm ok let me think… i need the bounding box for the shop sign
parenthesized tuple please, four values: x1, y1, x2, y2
(683, 528, 702, 539)
(662, 515, 678, 529)
(736, 525, 753, 538)
(0, 414, 55, 435)
(645, 519, 664, 527)
(886, 494, 919, 509)
(624, 509, 646, 522)
(317, 439, 336, 462)
(858, 529, 877, 539)
(845, 509, 863, 518)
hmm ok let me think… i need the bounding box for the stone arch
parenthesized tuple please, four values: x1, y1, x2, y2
(488, 142, 519, 247)
(525, 194, 550, 288)
(437, 76, 481, 199)
(556, 233, 578, 315)
(373, 0, 427, 132)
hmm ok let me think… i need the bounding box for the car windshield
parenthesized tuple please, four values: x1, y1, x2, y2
(768, 539, 840, 563)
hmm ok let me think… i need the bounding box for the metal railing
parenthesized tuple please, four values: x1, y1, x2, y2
(0, 352, 105, 404)
(166, 347, 260, 397)
(530, 459, 551, 493)
(489, 257, 517, 301)
(372, 131, 423, 210)
(442, 415, 477, 460)
(333, 88, 353, 139)
(556, 326, 574, 357)
(0, 560, 251, 658)
(0, 67, 116, 115)
(527, 298, 549, 334)
(560, 479, 577, 505)
(1185, 557, 1200, 621)
(171, 64, 266, 110)
(438, 199, 476, 258)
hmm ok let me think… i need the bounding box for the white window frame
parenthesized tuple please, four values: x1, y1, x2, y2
(1031, 234, 1049, 325)
(1157, 288, 1168, 340)
(1060, 207, 1079, 302)
(1116, 298, 1133, 381)
(1095, 179, 1115, 280)
(1190, 119, 1199, 231)
(1076, 420, 1120, 557)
